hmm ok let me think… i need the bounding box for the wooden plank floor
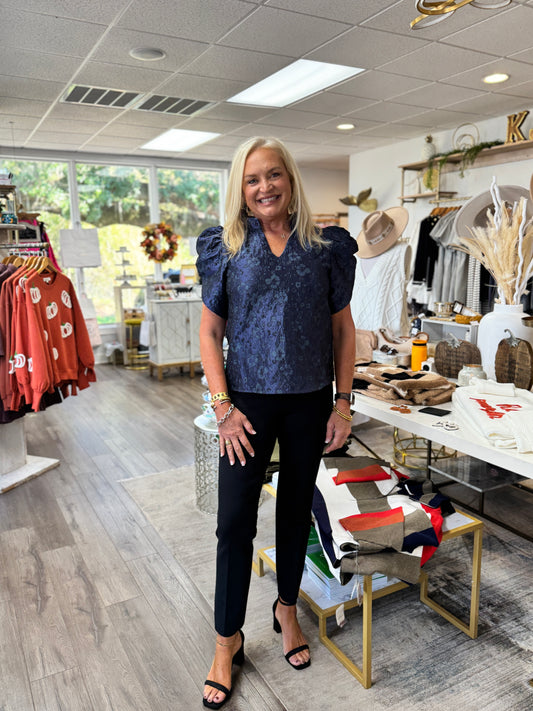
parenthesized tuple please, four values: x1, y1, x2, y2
(0, 365, 286, 711)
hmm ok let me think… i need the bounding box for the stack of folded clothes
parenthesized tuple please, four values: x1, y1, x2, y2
(312, 457, 454, 585)
(353, 364, 456, 406)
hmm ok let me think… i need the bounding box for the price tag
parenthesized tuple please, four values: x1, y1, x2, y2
(336, 603, 346, 628)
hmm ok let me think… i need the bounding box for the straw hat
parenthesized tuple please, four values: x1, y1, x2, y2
(455, 185, 532, 240)
(356, 207, 409, 259)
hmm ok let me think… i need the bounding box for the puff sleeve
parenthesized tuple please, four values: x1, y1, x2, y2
(195, 226, 229, 319)
(324, 226, 358, 314)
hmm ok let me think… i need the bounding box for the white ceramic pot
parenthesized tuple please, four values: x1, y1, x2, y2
(477, 303, 533, 379)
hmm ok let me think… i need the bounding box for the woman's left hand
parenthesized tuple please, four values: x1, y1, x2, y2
(324, 407, 352, 454)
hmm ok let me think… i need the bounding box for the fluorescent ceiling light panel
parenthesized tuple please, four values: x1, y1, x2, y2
(227, 59, 364, 107)
(141, 128, 220, 152)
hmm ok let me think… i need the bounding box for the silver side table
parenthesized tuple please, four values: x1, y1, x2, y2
(194, 415, 219, 514)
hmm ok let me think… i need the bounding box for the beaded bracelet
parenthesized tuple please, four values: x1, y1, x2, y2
(216, 403, 235, 426)
(333, 405, 352, 422)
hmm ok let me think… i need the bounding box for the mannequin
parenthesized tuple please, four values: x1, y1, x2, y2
(352, 208, 412, 337)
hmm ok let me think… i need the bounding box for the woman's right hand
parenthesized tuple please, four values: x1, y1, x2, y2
(217, 404, 256, 466)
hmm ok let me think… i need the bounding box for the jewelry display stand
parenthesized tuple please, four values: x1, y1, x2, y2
(0, 418, 59, 494)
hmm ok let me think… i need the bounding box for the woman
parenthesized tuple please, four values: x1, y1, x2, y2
(197, 136, 357, 709)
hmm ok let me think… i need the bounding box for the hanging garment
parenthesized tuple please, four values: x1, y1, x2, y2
(429, 210, 468, 308)
(412, 214, 440, 288)
(352, 241, 411, 336)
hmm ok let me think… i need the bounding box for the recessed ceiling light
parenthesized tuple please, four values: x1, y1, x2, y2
(227, 59, 364, 108)
(141, 129, 220, 152)
(129, 47, 166, 61)
(483, 72, 509, 84)
(337, 123, 355, 131)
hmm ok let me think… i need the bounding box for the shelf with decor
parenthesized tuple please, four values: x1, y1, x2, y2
(398, 138, 533, 204)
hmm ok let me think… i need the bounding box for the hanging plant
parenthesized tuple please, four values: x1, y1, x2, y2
(426, 139, 504, 185)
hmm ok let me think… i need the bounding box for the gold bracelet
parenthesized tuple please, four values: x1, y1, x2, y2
(333, 405, 352, 422)
(211, 398, 231, 410)
(210, 391, 229, 406)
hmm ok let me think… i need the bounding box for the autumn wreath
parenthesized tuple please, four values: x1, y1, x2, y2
(140, 222, 181, 263)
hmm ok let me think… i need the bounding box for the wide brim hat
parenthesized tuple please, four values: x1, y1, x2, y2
(455, 185, 533, 241)
(356, 207, 409, 258)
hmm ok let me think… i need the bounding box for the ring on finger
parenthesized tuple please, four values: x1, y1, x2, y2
(225, 439, 232, 446)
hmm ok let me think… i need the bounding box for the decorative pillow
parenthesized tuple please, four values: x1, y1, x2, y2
(334, 464, 392, 484)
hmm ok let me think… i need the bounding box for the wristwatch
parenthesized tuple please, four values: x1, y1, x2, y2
(334, 391, 354, 405)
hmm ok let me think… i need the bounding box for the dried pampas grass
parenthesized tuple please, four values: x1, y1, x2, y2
(455, 180, 533, 305)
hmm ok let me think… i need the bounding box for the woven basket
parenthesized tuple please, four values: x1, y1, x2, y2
(495, 331, 533, 390)
(434, 334, 481, 379)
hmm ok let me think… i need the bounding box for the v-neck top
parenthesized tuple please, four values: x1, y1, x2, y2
(196, 217, 357, 394)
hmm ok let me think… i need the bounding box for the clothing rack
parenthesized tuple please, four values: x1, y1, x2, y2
(0, 240, 49, 250)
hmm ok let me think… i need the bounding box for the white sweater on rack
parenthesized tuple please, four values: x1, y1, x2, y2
(352, 241, 411, 336)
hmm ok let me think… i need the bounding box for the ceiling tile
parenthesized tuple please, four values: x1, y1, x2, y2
(264, 0, 401, 24)
(158, 74, 249, 102)
(360, 123, 429, 139)
(253, 108, 332, 129)
(329, 70, 431, 101)
(0, 98, 52, 118)
(25, 139, 90, 150)
(308, 26, 429, 69)
(29, 130, 98, 145)
(97, 123, 165, 140)
(379, 44, 495, 81)
(0, 128, 32, 143)
(291, 93, 375, 116)
(307, 116, 380, 133)
(0, 75, 65, 102)
(110, 109, 186, 128)
(0, 6, 106, 56)
(39, 118, 111, 135)
(176, 116, 247, 133)
(117, 0, 255, 43)
(348, 102, 427, 123)
(394, 83, 486, 110)
(47, 103, 125, 121)
(91, 28, 209, 72)
(218, 6, 350, 56)
(401, 108, 480, 129)
(1, 0, 128, 23)
(509, 47, 533, 65)
(201, 104, 272, 122)
(441, 58, 533, 91)
(180, 46, 292, 83)
(0, 116, 40, 131)
(84, 135, 144, 149)
(443, 5, 533, 57)
(73, 61, 174, 92)
(444, 93, 529, 117)
(229, 123, 295, 138)
(495, 80, 533, 99)
(0, 49, 82, 82)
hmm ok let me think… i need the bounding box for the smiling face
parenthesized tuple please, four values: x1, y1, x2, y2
(242, 147, 292, 225)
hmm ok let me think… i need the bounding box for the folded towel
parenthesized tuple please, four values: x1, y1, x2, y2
(453, 385, 533, 450)
(470, 378, 516, 397)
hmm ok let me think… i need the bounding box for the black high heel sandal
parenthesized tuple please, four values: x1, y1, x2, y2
(272, 598, 311, 671)
(203, 630, 245, 709)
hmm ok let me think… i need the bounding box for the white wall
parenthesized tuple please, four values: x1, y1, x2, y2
(300, 166, 349, 217)
(347, 107, 533, 243)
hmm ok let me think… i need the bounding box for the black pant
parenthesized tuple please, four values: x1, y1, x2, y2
(214, 385, 332, 636)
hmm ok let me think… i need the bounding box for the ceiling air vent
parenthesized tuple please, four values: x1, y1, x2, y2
(135, 95, 213, 116)
(61, 85, 143, 109)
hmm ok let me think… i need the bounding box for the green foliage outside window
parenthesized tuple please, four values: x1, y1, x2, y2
(1, 158, 222, 323)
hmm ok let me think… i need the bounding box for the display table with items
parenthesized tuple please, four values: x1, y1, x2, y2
(254, 461, 483, 688)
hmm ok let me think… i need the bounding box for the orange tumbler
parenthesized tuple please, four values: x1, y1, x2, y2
(411, 339, 428, 371)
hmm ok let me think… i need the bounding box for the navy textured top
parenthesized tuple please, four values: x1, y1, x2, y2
(196, 217, 357, 394)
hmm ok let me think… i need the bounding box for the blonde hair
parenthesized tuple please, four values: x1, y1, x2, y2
(223, 136, 327, 256)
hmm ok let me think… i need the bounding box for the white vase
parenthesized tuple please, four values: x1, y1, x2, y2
(153, 261, 163, 281)
(477, 303, 533, 380)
